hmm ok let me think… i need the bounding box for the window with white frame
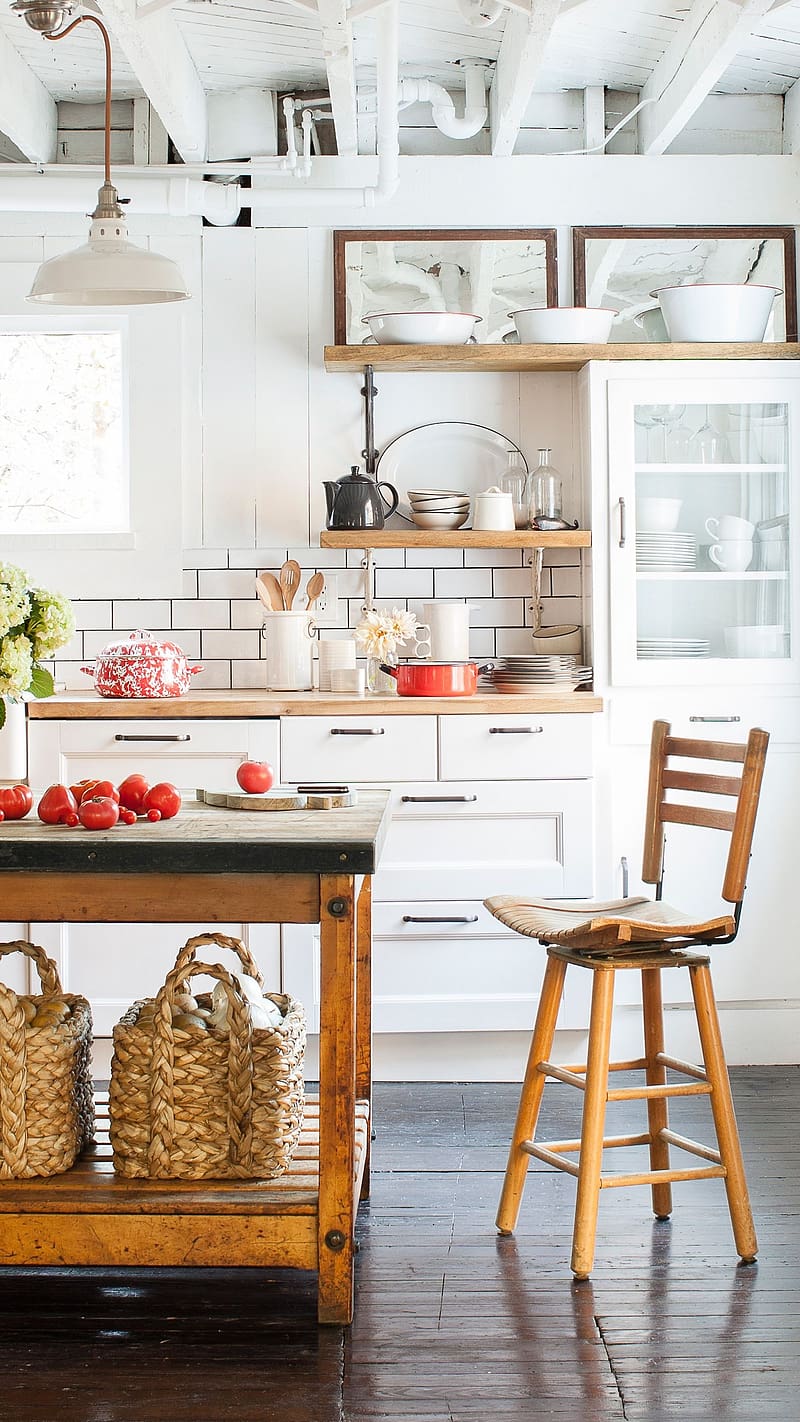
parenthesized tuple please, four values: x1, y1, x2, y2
(0, 327, 128, 537)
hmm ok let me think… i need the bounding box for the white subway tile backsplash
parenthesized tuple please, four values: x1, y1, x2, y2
(470, 598, 524, 627)
(190, 660, 231, 689)
(183, 548, 229, 569)
(551, 566, 583, 598)
(72, 601, 112, 631)
(82, 630, 117, 658)
(347, 548, 404, 568)
(544, 547, 582, 567)
(182, 570, 198, 599)
(491, 568, 530, 597)
(232, 659, 267, 689)
(405, 547, 464, 568)
(202, 629, 261, 660)
(173, 599, 232, 630)
(230, 599, 266, 629)
(496, 627, 537, 656)
(538, 598, 583, 628)
(469, 629, 495, 658)
(289, 547, 346, 569)
(434, 568, 492, 598)
(56, 632, 84, 662)
(374, 569, 434, 601)
(113, 600, 171, 630)
(54, 661, 92, 691)
(198, 570, 257, 599)
(464, 548, 522, 567)
(228, 547, 288, 569)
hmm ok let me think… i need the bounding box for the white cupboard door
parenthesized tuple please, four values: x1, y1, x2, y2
(607, 369, 800, 687)
(280, 715, 437, 782)
(439, 713, 593, 780)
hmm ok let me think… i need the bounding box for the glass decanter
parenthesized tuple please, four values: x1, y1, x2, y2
(499, 450, 530, 529)
(529, 448, 562, 526)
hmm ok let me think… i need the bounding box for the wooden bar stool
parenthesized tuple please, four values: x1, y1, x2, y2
(486, 720, 769, 1279)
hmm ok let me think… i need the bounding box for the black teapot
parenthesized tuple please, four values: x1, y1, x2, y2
(324, 467, 399, 530)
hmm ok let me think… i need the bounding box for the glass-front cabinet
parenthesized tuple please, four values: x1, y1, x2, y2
(607, 373, 798, 685)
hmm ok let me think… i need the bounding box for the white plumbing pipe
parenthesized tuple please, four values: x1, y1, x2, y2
(398, 62, 488, 141)
(455, 0, 503, 27)
(0, 169, 242, 224)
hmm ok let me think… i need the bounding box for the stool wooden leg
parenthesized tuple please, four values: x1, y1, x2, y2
(496, 952, 567, 1237)
(641, 966, 672, 1221)
(690, 962, 758, 1263)
(571, 967, 615, 1280)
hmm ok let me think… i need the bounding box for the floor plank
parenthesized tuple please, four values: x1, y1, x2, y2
(0, 1069, 796, 1420)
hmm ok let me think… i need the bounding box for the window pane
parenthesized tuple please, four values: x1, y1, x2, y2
(0, 331, 126, 534)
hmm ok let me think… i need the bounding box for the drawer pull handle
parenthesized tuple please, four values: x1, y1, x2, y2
(488, 726, 543, 735)
(618, 495, 626, 548)
(330, 728, 385, 736)
(401, 795, 477, 804)
(402, 915, 480, 925)
(689, 716, 741, 724)
(114, 734, 192, 742)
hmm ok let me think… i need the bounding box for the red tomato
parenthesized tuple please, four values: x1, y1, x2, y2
(78, 796, 120, 831)
(78, 779, 120, 805)
(37, 784, 79, 825)
(143, 783, 181, 820)
(65, 813, 80, 828)
(118, 773, 149, 813)
(119, 807, 137, 826)
(146, 807, 162, 822)
(236, 761, 274, 794)
(69, 778, 98, 804)
(0, 785, 33, 821)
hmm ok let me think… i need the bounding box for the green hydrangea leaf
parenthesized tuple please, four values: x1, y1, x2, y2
(29, 666, 55, 699)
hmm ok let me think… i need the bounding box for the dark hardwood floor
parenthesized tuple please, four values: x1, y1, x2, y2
(0, 1068, 797, 1422)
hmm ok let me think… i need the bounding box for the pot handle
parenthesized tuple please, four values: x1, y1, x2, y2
(377, 481, 399, 517)
(477, 662, 495, 675)
(378, 662, 400, 679)
(80, 665, 95, 676)
(188, 664, 204, 675)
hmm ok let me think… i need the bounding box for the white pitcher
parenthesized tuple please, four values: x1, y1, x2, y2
(422, 602, 474, 662)
(261, 611, 316, 690)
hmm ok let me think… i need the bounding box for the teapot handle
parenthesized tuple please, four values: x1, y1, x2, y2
(377, 481, 399, 517)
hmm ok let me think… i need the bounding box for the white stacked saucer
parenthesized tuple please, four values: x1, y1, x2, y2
(636, 637, 710, 659)
(636, 532, 696, 571)
(487, 655, 593, 694)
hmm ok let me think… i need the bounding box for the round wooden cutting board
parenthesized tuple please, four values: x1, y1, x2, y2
(196, 787, 357, 811)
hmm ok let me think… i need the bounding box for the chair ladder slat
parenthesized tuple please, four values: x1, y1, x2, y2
(664, 735, 747, 763)
(661, 769, 742, 797)
(661, 802, 737, 832)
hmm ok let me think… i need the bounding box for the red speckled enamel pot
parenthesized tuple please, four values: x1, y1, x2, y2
(379, 660, 493, 697)
(81, 630, 203, 699)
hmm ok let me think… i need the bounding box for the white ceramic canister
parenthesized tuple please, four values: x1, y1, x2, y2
(472, 486, 516, 532)
(262, 611, 317, 690)
(422, 602, 473, 662)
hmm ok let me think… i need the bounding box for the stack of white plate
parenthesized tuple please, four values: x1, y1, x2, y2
(486, 655, 593, 694)
(636, 532, 696, 572)
(408, 489, 470, 530)
(637, 637, 711, 659)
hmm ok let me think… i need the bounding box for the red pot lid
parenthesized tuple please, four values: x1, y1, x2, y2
(97, 630, 188, 662)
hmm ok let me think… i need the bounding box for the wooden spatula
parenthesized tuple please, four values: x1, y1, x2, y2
(305, 571, 325, 610)
(280, 559, 301, 610)
(256, 571, 284, 611)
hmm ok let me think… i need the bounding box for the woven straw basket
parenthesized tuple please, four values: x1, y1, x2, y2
(109, 933, 306, 1180)
(0, 940, 94, 1179)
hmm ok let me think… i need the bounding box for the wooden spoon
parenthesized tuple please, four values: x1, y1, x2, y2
(280, 559, 301, 610)
(305, 571, 325, 610)
(256, 571, 284, 611)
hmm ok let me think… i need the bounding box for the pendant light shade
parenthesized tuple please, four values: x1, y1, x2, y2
(11, 4, 191, 307)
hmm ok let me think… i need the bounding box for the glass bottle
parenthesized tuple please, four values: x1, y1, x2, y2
(499, 450, 530, 529)
(529, 448, 562, 525)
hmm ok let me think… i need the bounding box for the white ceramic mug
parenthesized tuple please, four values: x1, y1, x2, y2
(330, 667, 366, 695)
(709, 540, 754, 572)
(705, 514, 755, 542)
(724, 624, 785, 659)
(637, 496, 683, 532)
(262, 611, 317, 690)
(318, 637, 357, 691)
(422, 602, 473, 662)
(472, 486, 516, 532)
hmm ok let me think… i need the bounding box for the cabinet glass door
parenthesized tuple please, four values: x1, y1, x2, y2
(609, 377, 797, 685)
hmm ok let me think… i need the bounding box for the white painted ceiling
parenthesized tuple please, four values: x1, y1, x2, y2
(2, 0, 800, 156)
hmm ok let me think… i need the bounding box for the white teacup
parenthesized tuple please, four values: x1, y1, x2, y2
(705, 514, 755, 542)
(724, 624, 785, 659)
(637, 496, 683, 532)
(709, 540, 753, 572)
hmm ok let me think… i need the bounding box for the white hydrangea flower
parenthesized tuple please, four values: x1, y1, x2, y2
(0, 633, 34, 698)
(0, 563, 74, 713)
(28, 588, 76, 658)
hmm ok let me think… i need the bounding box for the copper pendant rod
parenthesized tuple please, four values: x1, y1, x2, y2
(46, 15, 112, 185)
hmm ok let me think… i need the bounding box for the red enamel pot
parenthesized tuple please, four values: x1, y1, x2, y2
(379, 661, 493, 697)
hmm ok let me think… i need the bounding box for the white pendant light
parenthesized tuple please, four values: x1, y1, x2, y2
(12, 0, 190, 307)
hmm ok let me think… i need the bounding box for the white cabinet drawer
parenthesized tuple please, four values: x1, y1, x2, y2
(28, 718, 280, 794)
(439, 713, 593, 781)
(609, 693, 800, 747)
(280, 715, 436, 783)
(373, 780, 594, 900)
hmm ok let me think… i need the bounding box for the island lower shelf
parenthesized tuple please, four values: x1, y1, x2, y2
(0, 1093, 369, 1270)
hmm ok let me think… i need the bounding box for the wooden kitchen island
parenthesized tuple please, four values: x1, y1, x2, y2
(0, 792, 390, 1324)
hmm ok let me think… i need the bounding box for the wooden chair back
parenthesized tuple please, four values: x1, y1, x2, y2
(641, 720, 769, 905)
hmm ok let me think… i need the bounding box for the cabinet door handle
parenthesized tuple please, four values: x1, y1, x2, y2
(401, 795, 477, 803)
(330, 727, 385, 736)
(689, 716, 741, 724)
(402, 915, 480, 925)
(488, 726, 543, 735)
(621, 856, 629, 898)
(618, 496, 626, 548)
(114, 734, 191, 742)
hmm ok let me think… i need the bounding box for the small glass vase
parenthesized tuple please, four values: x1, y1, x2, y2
(366, 654, 397, 695)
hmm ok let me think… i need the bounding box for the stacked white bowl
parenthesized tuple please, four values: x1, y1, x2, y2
(408, 489, 470, 530)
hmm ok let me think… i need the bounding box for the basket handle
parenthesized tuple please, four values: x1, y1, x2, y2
(147, 959, 255, 1177)
(171, 932, 264, 990)
(0, 940, 62, 999)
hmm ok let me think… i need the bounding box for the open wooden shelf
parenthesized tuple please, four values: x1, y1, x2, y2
(324, 342, 800, 374)
(320, 528, 591, 549)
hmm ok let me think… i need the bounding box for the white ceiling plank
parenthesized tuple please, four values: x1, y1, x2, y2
(489, 0, 562, 156)
(98, 0, 208, 162)
(315, 0, 358, 157)
(639, 0, 778, 154)
(0, 27, 58, 163)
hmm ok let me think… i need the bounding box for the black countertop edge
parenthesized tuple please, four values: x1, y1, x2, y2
(0, 842, 378, 875)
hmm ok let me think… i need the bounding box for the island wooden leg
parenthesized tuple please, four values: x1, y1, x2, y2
(317, 873, 357, 1325)
(355, 874, 373, 1199)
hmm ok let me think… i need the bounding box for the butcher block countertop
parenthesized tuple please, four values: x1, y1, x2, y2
(28, 689, 603, 718)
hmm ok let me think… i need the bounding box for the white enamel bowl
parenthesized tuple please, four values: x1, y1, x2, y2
(409, 494, 470, 513)
(363, 312, 481, 345)
(651, 284, 782, 343)
(411, 508, 470, 530)
(510, 307, 615, 344)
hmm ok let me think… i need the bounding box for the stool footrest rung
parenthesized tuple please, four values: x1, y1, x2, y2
(659, 1128, 721, 1164)
(538, 1059, 712, 1101)
(524, 1133, 651, 1156)
(599, 1164, 726, 1189)
(656, 1052, 708, 1082)
(522, 1137, 727, 1188)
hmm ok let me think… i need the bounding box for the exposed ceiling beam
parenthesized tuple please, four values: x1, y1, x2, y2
(315, 0, 358, 157)
(98, 0, 208, 162)
(0, 27, 58, 163)
(489, 0, 562, 156)
(639, 0, 776, 155)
